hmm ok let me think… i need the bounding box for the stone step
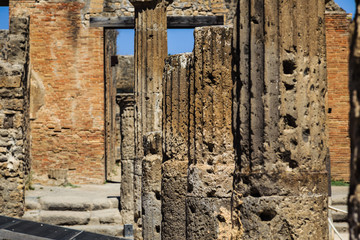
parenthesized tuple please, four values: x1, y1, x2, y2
(331, 195, 347, 206)
(331, 205, 348, 222)
(333, 222, 348, 233)
(22, 210, 40, 222)
(334, 233, 350, 240)
(22, 209, 122, 226)
(40, 210, 91, 226)
(25, 195, 119, 211)
(90, 209, 122, 225)
(331, 186, 348, 205)
(68, 225, 124, 238)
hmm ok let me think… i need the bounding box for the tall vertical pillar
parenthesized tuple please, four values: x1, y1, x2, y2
(233, 0, 328, 238)
(162, 53, 193, 240)
(161, 27, 242, 240)
(117, 94, 135, 226)
(105, 29, 118, 182)
(129, 1, 172, 239)
(186, 26, 237, 239)
(349, 1, 360, 238)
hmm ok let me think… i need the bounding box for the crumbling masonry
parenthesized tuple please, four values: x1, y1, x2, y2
(0, 0, 333, 239)
(0, 17, 30, 217)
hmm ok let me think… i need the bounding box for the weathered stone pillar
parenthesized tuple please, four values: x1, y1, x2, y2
(105, 29, 119, 182)
(186, 26, 238, 240)
(129, 0, 172, 239)
(117, 94, 135, 225)
(232, 0, 328, 238)
(349, 1, 360, 238)
(162, 53, 193, 240)
(162, 27, 241, 240)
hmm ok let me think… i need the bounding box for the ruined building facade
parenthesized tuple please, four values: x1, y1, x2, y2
(7, 0, 238, 186)
(0, 0, 345, 239)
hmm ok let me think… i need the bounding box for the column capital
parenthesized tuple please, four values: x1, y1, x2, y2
(129, 0, 173, 8)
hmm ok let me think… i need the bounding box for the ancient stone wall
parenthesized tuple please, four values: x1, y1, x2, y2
(0, 17, 30, 217)
(232, 0, 328, 238)
(102, 0, 236, 25)
(325, 9, 351, 181)
(10, 0, 105, 184)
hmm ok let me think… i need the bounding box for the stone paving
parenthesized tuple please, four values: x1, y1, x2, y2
(331, 186, 349, 240)
(21, 183, 350, 239)
(23, 183, 125, 238)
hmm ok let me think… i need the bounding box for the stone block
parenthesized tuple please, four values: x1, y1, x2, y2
(162, 160, 187, 198)
(142, 154, 162, 193)
(162, 160, 187, 240)
(120, 159, 134, 212)
(142, 192, 161, 240)
(162, 199, 186, 240)
(187, 162, 234, 198)
(240, 195, 328, 239)
(186, 197, 233, 240)
(236, 171, 328, 197)
(0, 75, 21, 88)
(1, 99, 24, 111)
(39, 210, 91, 226)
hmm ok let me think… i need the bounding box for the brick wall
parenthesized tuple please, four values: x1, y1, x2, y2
(10, 0, 105, 184)
(325, 12, 351, 181)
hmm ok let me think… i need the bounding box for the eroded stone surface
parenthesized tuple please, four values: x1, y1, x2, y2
(162, 27, 240, 239)
(162, 53, 192, 240)
(0, 17, 30, 218)
(131, 1, 171, 238)
(241, 196, 328, 239)
(232, 0, 328, 238)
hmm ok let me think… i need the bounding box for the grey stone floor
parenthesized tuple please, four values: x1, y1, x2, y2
(24, 183, 123, 237)
(331, 186, 348, 240)
(24, 183, 350, 239)
(26, 182, 120, 199)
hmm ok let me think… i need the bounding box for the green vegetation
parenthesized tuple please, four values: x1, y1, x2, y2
(61, 182, 80, 188)
(331, 179, 350, 186)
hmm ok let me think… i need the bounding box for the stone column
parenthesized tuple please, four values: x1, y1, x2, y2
(162, 53, 193, 240)
(349, 1, 360, 238)
(232, 0, 328, 238)
(162, 27, 241, 240)
(117, 94, 135, 225)
(186, 26, 237, 240)
(104, 29, 118, 181)
(129, 1, 172, 239)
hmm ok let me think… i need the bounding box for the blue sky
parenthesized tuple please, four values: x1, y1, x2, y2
(117, 29, 194, 55)
(0, 1, 357, 54)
